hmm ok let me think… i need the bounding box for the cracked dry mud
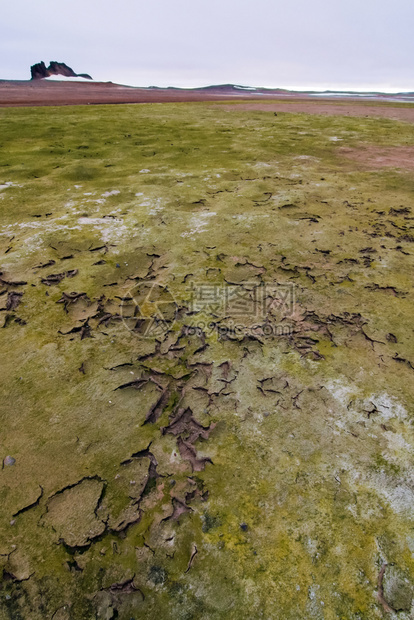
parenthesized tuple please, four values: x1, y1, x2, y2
(0, 101, 414, 618)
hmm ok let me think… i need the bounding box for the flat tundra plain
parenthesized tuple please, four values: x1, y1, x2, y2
(0, 99, 413, 619)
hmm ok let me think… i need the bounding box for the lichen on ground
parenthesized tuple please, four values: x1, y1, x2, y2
(0, 101, 413, 618)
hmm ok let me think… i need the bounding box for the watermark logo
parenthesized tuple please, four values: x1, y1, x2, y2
(187, 282, 295, 320)
(120, 281, 178, 339)
(120, 281, 295, 339)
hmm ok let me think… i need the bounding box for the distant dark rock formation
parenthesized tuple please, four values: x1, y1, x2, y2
(30, 61, 48, 80)
(30, 61, 92, 80)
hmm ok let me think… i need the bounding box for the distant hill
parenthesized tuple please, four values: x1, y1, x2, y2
(147, 83, 290, 95)
(145, 83, 414, 98)
(1, 73, 413, 107)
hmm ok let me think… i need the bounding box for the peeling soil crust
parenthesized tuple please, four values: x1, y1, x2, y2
(221, 102, 414, 124)
(339, 145, 414, 171)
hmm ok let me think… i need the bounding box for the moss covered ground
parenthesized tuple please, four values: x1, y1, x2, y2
(0, 101, 413, 618)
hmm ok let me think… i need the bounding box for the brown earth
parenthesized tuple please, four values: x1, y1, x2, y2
(339, 145, 414, 171)
(0, 81, 298, 107)
(1, 80, 414, 114)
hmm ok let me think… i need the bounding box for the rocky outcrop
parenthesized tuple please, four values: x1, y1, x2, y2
(30, 61, 92, 80)
(30, 61, 48, 80)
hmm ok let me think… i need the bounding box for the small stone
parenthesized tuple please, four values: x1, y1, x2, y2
(240, 522, 248, 532)
(4, 456, 16, 466)
(10, 520, 16, 526)
(386, 332, 398, 343)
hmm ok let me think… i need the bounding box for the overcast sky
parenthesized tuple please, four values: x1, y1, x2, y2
(1, 0, 413, 91)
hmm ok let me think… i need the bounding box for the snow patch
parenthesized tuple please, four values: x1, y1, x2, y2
(234, 85, 257, 91)
(44, 75, 94, 82)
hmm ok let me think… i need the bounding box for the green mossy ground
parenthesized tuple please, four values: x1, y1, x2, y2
(0, 102, 413, 618)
